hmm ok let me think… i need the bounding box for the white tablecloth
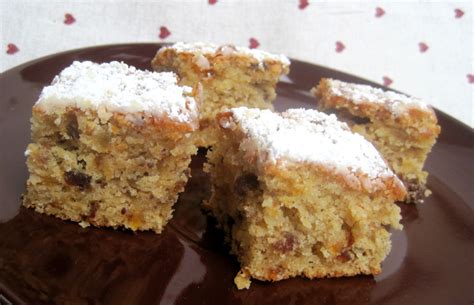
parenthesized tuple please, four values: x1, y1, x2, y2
(1, 0, 472, 127)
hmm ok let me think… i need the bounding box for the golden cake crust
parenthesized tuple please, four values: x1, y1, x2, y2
(32, 106, 198, 134)
(217, 109, 406, 200)
(152, 42, 290, 75)
(313, 78, 440, 139)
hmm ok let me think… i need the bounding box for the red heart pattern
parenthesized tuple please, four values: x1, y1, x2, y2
(159, 26, 171, 39)
(454, 9, 464, 18)
(6, 43, 19, 55)
(299, 0, 309, 10)
(249, 38, 259, 49)
(467, 74, 474, 84)
(375, 7, 385, 18)
(382, 76, 393, 87)
(335, 41, 345, 53)
(64, 13, 76, 25)
(418, 42, 429, 53)
(2, 4, 472, 110)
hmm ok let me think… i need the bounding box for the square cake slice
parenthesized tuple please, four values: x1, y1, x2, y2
(23, 61, 199, 233)
(204, 107, 406, 289)
(151, 42, 290, 146)
(312, 78, 440, 203)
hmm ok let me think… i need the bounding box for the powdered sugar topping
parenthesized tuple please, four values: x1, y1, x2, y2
(161, 42, 290, 67)
(35, 61, 198, 123)
(224, 107, 395, 180)
(325, 79, 430, 116)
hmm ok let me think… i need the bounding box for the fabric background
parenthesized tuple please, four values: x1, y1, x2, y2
(1, 0, 472, 127)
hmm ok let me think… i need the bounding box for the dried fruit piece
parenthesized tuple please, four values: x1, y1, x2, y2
(64, 171, 91, 189)
(274, 232, 297, 253)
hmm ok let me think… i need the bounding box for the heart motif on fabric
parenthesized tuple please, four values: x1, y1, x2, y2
(6, 43, 19, 55)
(418, 42, 429, 53)
(208, 0, 217, 5)
(454, 8, 464, 18)
(64, 13, 76, 25)
(467, 74, 474, 84)
(382, 76, 393, 87)
(299, 0, 309, 10)
(375, 7, 385, 17)
(335, 41, 345, 53)
(159, 26, 171, 39)
(249, 38, 260, 49)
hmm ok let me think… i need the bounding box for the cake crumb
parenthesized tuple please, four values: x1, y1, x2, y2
(78, 221, 90, 228)
(234, 269, 251, 290)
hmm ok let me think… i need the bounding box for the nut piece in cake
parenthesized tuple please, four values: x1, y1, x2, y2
(151, 42, 290, 146)
(23, 61, 199, 233)
(204, 107, 406, 289)
(312, 78, 441, 203)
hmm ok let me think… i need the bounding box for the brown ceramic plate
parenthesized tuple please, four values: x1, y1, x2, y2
(0, 44, 473, 305)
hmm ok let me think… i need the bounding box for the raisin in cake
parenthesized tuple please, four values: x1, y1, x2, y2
(23, 61, 199, 233)
(312, 78, 440, 203)
(151, 42, 290, 146)
(204, 107, 406, 289)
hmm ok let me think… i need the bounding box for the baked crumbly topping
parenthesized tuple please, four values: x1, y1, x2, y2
(220, 107, 396, 181)
(159, 42, 291, 68)
(316, 78, 430, 117)
(35, 61, 198, 123)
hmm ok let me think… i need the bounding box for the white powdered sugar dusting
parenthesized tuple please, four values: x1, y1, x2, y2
(161, 42, 290, 67)
(326, 79, 429, 116)
(35, 61, 198, 123)
(225, 107, 394, 179)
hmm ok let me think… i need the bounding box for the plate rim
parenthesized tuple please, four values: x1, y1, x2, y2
(0, 42, 473, 305)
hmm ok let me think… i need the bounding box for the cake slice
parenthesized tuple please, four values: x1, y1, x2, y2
(204, 107, 406, 289)
(151, 42, 290, 146)
(23, 61, 199, 233)
(312, 78, 440, 203)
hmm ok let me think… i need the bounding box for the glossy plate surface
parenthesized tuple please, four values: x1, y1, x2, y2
(0, 44, 473, 305)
